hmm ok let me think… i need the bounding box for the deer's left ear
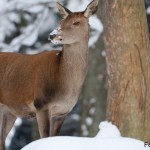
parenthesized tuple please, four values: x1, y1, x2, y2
(57, 2, 72, 19)
(84, 0, 99, 18)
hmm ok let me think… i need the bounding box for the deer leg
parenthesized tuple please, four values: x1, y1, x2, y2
(0, 106, 16, 150)
(50, 113, 68, 136)
(36, 110, 50, 138)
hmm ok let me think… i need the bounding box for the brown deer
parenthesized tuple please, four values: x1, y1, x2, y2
(0, 0, 99, 149)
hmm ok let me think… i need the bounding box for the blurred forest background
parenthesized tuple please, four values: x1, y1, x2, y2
(0, 0, 149, 149)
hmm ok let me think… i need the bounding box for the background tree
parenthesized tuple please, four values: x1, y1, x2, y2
(80, 0, 107, 137)
(103, 0, 150, 141)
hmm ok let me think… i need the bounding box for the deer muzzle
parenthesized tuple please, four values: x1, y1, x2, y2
(48, 27, 62, 44)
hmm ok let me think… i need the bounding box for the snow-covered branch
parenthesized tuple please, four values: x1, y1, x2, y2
(0, 0, 59, 52)
(0, 0, 103, 53)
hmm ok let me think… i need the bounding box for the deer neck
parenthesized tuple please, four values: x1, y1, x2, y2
(62, 39, 89, 69)
(58, 38, 89, 88)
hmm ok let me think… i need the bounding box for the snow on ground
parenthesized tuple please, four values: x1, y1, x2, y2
(22, 121, 149, 150)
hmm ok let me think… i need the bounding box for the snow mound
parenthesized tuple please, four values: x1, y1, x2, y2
(96, 121, 121, 138)
(22, 121, 149, 150)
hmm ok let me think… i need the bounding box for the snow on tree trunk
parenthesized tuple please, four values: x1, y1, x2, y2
(103, 0, 150, 141)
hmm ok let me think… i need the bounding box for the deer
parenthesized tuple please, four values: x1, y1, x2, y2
(0, 0, 99, 149)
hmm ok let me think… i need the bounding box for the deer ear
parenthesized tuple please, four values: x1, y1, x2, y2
(84, 0, 99, 18)
(57, 2, 72, 19)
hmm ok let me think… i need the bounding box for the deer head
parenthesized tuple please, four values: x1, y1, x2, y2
(49, 0, 99, 45)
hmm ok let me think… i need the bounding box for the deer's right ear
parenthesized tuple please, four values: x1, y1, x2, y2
(84, 0, 99, 18)
(57, 2, 72, 19)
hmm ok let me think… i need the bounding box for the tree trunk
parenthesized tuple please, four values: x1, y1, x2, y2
(80, 0, 107, 137)
(103, 0, 150, 141)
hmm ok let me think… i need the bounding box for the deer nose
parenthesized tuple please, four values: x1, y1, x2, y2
(49, 34, 56, 40)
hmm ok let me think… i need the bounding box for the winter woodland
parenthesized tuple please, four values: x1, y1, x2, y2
(0, 0, 150, 149)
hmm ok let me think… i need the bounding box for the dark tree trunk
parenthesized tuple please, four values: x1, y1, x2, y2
(103, 0, 150, 141)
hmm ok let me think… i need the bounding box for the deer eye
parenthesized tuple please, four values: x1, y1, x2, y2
(73, 21, 80, 26)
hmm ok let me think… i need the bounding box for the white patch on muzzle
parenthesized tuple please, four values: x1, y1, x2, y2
(48, 27, 62, 44)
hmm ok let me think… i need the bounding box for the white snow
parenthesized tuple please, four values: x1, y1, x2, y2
(89, 107, 96, 115)
(0, 0, 103, 52)
(89, 98, 96, 104)
(85, 117, 93, 126)
(95, 121, 121, 138)
(6, 118, 22, 148)
(48, 27, 62, 44)
(71, 114, 80, 121)
(101, 50, 106, 57)
(27, 5, 44, 14)
(22, 121, 149, 150)
(89, 15, 103, 47)
(81, 124, 89, 136)
(147, 6, 150, 14)
(67, 0, 91, 12)
(0, 0, 57, 52)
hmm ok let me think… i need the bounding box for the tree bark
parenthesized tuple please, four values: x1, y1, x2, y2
(103, 0, 150, 141)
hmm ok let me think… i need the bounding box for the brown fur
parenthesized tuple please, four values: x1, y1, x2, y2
(0, 0, 98, 149)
